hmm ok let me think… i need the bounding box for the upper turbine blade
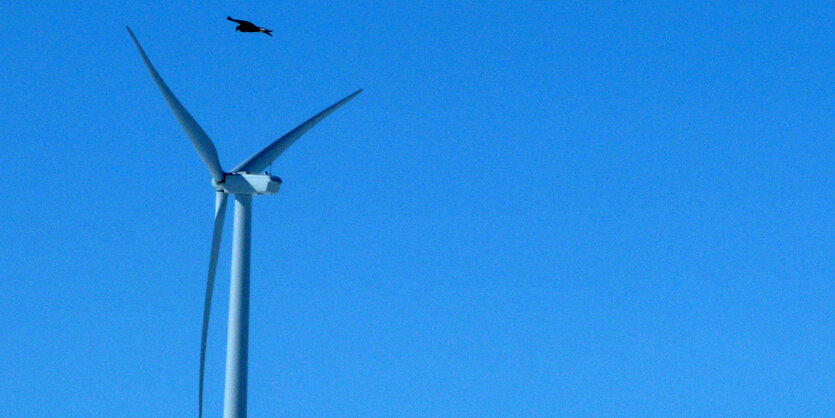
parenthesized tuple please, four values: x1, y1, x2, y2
(199, 191, 228, 418)
(230, 89, 363, 174)
(126, 26, 226, 182)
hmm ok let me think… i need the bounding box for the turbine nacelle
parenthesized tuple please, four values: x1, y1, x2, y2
(213, 173, 282, 195)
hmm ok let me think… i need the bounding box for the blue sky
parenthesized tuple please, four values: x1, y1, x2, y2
(1, 1, 833, 416)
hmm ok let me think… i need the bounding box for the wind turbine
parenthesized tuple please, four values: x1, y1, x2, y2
(126, 27, 361, 418)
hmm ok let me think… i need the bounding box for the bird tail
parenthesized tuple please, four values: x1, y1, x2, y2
(261, 28, 273, 36)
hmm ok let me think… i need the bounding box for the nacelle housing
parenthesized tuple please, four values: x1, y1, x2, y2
(214, 173, 282, 195)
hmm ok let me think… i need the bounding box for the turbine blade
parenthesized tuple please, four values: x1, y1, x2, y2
(126, 26, 226, 182)
(231, 89, 363, 174)
(199, 191, 228, 418)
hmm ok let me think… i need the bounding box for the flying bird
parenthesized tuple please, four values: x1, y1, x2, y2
(227, 16, 273, 36)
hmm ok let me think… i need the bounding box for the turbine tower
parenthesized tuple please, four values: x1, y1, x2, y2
(127, 27, 361, 418)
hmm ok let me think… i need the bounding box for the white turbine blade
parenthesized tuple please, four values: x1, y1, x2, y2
(199, 191, 228, 418)
(230, 89, 363, 174)
(126, 26, 226, 182)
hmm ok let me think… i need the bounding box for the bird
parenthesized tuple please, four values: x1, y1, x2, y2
(227, 16, 273, 36)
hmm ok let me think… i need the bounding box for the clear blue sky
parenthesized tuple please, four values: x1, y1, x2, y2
(1, 1, 833, 416)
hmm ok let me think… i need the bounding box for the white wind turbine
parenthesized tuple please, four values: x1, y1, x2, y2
(127, 27, 361, 418)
